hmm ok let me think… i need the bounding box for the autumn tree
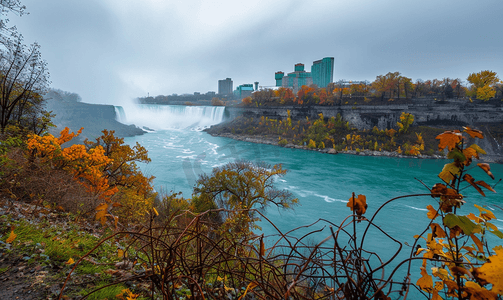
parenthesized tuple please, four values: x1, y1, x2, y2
(211, 97, 225, 106)
(193, 160, 298, 237)
(371, 72, 400, 99)
(396, 112, 414, 133)
(251, 88, 275, 105)
(467, 70, 500, 101)
(274, 87, 295, 105)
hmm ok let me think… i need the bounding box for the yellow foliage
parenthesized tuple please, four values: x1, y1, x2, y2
(65, 258, 75, 265)
(474, 249, 503, 294)
(6, 230, 17, 243)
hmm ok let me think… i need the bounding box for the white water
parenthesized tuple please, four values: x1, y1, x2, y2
(115, 104, 226, 131)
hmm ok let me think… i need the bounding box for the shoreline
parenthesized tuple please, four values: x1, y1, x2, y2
(206, 132, 503, 163)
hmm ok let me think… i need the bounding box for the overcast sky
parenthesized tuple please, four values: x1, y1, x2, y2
(11, 0, 503, 105)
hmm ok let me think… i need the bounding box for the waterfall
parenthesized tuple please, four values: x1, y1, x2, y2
(114, 104, 226, 131)
(114, 106, 127, 123)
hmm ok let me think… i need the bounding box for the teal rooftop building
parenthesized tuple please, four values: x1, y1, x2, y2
(275, 57, 334, 92)
(279, 63, 313, 92)
(234, 84, 254, 99)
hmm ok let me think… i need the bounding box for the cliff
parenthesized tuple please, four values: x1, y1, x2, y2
(45, 99, 146, 143)
(221, 99, 503, 160)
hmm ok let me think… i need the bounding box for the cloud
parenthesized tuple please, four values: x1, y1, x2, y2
(10, 0, 503, 104)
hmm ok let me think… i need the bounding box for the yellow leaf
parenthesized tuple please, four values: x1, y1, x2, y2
(426, 205, 439, 220)
(474, 204, 496, 221)
(223, 284, 233, 292)
(417, 267, 433, 292)
(438, 162, 460, 184)
(431, 289, 443, 300)
(432, 267, 451, 281)
(95, 202, 109, 225)
(6, 230, 17, 243)
(117, 248, 126, 258)
(464, 281, 497, 300)
(473, 249, 503, 294)
(65, 257, 75, 265)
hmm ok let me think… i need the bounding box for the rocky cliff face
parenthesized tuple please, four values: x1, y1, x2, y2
(223, 99, 503, 159)
(45, 99, 145, 143)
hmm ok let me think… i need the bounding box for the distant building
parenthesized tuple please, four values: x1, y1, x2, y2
(206, 91, 216, 97)
(281, 63, 313, 92)
(275, 72, 284, 87)
(234, 84, 254, 99)
(218, 78, 233, 96)
(275, 57, 334, 91)
(311, 57, 334, 88)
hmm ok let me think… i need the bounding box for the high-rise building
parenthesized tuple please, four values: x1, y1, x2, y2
(274, 63, 313, 92)
(311, 57, 334, 88)
(218, 78, 233, 96)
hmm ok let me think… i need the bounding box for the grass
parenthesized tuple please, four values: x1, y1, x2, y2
(0, 210, 146, 299)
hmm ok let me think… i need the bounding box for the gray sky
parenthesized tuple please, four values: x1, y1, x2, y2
(11, 0, 503, 104)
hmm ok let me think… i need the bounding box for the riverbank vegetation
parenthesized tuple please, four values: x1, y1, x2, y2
(207, 111, 447, 157)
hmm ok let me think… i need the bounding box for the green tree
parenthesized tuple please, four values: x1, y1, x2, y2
(193, 161, 298, 237)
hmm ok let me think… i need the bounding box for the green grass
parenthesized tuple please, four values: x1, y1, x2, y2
(0, 212, 146, 298)
(77, 282, 130, 300)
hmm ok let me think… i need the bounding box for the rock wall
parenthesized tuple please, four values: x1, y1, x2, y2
(225, 100, 503, 130)
(45, 100, 145, 143)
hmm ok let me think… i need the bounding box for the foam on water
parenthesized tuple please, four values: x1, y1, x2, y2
(115, 104, 226, 130)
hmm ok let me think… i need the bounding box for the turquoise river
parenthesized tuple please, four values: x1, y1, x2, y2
(117, 104, 503, 289)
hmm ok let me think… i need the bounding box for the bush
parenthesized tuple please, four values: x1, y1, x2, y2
(307, 139, 316, 149)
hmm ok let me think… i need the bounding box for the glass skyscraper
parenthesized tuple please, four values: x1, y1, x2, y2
(311, 57, 334, 88)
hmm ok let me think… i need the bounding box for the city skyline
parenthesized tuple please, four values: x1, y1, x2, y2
(12, 0, 503, 105)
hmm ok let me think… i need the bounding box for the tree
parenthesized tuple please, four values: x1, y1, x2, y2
(397, 112, 414, 133)
(0, 1, 49, 133)
(0, 0, 26, 43)
(371, 72, 400, 99)
(467, 70, 499, 89)
(251, 88, 275, 105)
(193, 161, 298, 237)
(84, 129, 154, 198)
(476, 84, 496, 101)
(211, 97, 225, 106)
(467, 70, 499, 100)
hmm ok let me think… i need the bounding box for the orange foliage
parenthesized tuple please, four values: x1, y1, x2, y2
(27, 128, 117, 200)
(347, 192, 367, 217)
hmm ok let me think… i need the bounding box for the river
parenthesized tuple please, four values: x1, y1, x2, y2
(117, 104, 503, 291)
